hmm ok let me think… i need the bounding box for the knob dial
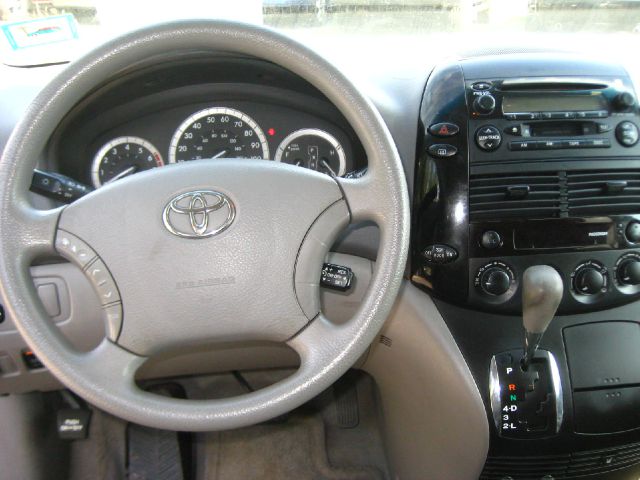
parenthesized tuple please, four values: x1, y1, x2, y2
(618, 259, 640, 285)
(573, 266, 605, 295)
(626, 221, 640, 243)
(615, 121, 639, 147)
(615, 92, 635, 110)
(474, 94, 496, 115)
(480, 267, 512, 296)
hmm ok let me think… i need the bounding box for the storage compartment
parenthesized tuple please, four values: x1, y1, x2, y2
(564, 321, 640, 390)
(574, 387, 640, 434)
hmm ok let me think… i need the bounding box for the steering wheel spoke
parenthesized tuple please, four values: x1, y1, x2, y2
(338, 174, 387, 225)
(12, 205, 62, 262)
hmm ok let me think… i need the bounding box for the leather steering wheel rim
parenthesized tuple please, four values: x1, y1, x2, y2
(0, 20, 410, 431)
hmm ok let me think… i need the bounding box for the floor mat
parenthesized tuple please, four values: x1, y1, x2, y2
(192, 371, 390, 480)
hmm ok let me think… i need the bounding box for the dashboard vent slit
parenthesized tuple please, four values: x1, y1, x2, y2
(567, 169, 640, 216)
(469, 171, 561, 221)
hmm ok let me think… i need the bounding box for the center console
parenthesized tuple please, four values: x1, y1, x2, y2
(412, 54, 640, 479)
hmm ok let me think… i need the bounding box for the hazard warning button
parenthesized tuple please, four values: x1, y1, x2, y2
(428, 122, 460, 138)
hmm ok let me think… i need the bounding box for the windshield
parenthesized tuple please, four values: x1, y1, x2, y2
(0, 0, 639, 67)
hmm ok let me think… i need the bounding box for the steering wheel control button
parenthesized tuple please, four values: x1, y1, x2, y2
(55, 231, 97, 268)
(320, 264, 354, 291)
(423, 244, 458, 264)
(103, 303, 123, 341)
(427, 144, 457, 159)
(428, 122, 460, 138)
(615, 121, 639, 147)
(572, 261, 608, 296)
(85, 259, 120, 306)
(475, 126, 502, 151)
(481, 230, 503, 250)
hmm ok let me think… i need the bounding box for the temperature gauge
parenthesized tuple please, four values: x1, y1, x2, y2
(274, 128, 346, 177)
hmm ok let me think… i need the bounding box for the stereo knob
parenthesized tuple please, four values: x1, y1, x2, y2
(626, 221, 640, 243)
(573, 266, 605, 295)
(618, 259, 640, 285)
(474, 94, 496, 115)
(614, 92, 636, 110)
(480, 267, 512, 296)
(615, 121, 639, 147)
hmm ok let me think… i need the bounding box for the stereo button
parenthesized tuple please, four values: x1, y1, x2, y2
(582, 139, 611, 148)
(509, 141, 537, 151)
(584, 110, 609, 119)
(597, 123, 612, 133)
(476, 126, 502, 151)
(616, 121, 639, 147)
(538, 140, 562, 149)
(472, 81, 492, 91)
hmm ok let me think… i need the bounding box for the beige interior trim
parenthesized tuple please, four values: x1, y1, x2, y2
(363, 281, 489, 480)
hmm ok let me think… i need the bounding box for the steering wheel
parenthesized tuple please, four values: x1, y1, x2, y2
(0, 21, 409, 431)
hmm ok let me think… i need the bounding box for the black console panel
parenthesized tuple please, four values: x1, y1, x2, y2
(412, 55, 640, 315)
(413, 55, 640, 478)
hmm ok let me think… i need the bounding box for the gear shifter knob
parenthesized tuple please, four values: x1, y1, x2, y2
(522, 265, 563, 369)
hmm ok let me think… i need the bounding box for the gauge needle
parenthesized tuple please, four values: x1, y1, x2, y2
(212, 150, 227, 159)
(321, 160, 337, 177)
(105, 166, 137, 184)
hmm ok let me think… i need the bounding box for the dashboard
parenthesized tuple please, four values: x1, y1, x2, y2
(2, 39, 640, 480)
(48, 56, 366, 190)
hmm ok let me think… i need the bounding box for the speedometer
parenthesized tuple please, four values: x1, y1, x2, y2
(169, 107, 269, 163)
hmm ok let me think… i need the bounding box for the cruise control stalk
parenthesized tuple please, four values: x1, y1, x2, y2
(31, 169, 93, 203)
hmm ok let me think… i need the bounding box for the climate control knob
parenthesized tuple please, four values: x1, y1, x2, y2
(473, 94, 496, 115)
(618, 258, 640, 286)
(573, 264, 606, 295)
(480, 267, 512, 296)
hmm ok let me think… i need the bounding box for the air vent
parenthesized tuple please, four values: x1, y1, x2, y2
(567, 170, 640, 216)
(481, 454, 570, 480)
(481, 441, 640, 479)
(469, 172, 562, 221)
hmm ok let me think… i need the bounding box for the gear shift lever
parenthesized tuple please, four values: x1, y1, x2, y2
(521, 265, 563, 370)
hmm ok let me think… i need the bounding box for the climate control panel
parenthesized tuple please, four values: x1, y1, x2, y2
(468, 248, 640, 314)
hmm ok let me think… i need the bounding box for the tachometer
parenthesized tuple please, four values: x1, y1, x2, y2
(91, 136, 163, 188)
(169, 107, 269, 163)
(274, 128, 346, 177)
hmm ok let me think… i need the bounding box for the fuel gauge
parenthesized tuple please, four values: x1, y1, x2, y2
(274, 128, 346, 177)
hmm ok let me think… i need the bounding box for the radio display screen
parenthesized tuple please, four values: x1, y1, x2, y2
(513, 220, 613, 250)
(502, 94, 606, 113)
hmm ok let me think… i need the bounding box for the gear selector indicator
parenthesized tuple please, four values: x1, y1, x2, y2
(490, 349, 563, 439)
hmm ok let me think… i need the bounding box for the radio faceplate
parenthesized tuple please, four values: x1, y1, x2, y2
(466, 76, 640, 163)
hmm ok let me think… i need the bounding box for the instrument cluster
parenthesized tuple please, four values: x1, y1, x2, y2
(86, 101, 356, 189)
